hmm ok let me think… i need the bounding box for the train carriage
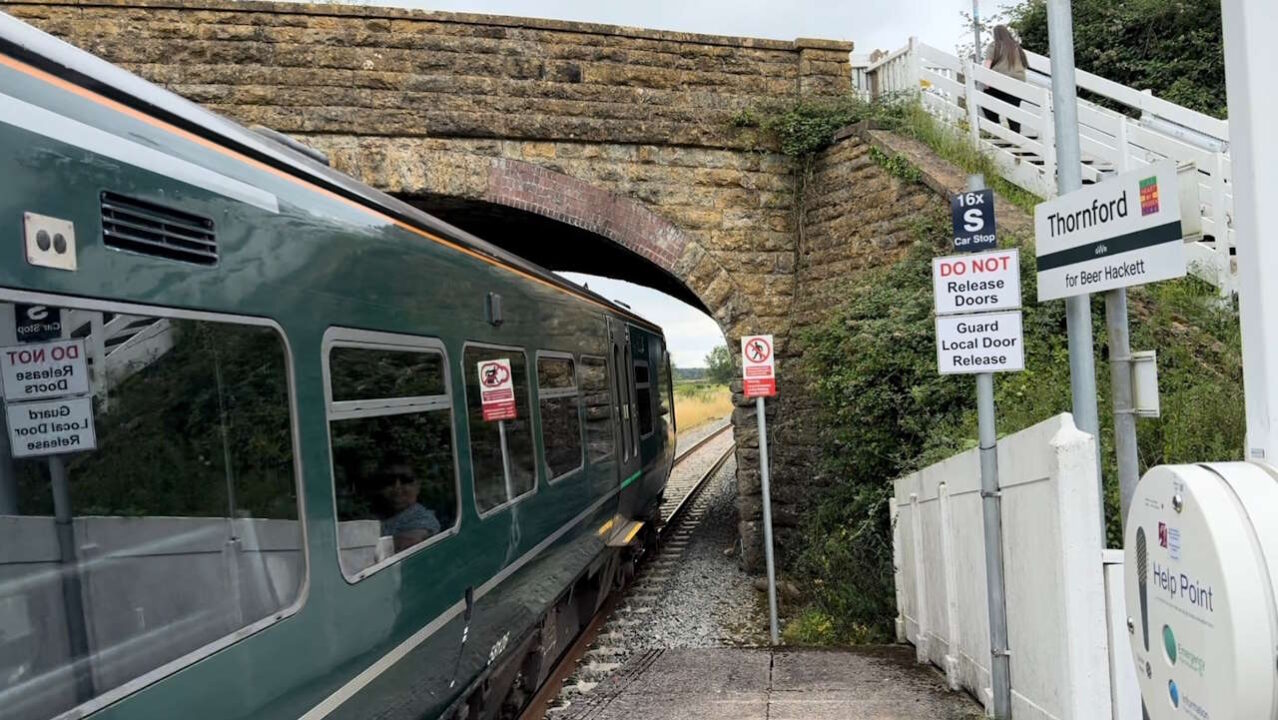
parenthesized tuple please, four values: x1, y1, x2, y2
(0, 13, 675, 720)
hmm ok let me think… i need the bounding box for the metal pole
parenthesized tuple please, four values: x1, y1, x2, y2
(1222, 0, 1278, 463)
(1106, 289, 1140, 522)
(976, 372, 1011, 719)
(1046, 0, 1104, 526)
(971, 0, 983, 63)
(967, 173, 1012, 719)
(51, 455, 94, 701)
(756, 395, 779, 645)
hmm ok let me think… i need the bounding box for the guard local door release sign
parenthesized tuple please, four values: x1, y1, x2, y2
(741, 334, 776, 398)
(0, 338, 98, 457)
(935, 311, 1024, 374)
(1035, 160, 1186, 300)
(6, 397, 96, 458)
(478, 358, 517, 422)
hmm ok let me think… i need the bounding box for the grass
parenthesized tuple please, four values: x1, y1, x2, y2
(673, 382, 733, 432)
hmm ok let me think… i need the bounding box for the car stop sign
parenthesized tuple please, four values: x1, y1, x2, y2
(741, 335, 776, 398)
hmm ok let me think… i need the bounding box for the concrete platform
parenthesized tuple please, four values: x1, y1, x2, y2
(559, 645, 983, 719)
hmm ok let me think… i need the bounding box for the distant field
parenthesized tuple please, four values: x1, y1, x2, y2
(673, 382, 732, 432)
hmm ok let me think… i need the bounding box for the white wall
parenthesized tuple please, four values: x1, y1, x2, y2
(893, 413, 1115, 719)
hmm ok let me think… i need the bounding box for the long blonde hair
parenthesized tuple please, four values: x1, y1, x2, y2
(988, 25, 1027, 70)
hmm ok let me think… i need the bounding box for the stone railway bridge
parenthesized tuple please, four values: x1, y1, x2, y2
(2, 0, 953, 569)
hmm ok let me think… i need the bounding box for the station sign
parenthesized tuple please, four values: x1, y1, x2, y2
(952, 188, 997, 252)
(6, 396, 96, 458)
(741, 334, 776, 398)
(14, 304, 63, 343)
(932, 249, 1021, 315)
(0, 339, 90, 402)
(1035, 160, 1186, 301)
(935, 311, 1024, 374)
(478, 358, 517, 422)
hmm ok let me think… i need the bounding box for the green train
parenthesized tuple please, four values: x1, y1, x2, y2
(0, 13, 676, 720)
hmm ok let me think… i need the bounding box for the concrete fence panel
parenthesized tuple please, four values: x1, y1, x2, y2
(893, 413, 1114, 719)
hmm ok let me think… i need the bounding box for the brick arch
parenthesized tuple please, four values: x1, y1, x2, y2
(481, 158, 758, 341)
(485, 159, 689, 284)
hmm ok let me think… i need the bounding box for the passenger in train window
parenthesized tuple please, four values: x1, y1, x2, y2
(375, 458, 442, 552)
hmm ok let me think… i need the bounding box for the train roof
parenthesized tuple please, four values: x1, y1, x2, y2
(0, 12, 664, 335)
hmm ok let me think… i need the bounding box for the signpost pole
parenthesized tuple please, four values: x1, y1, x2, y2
(741, 335, 779, 646)
(756, 394, 779, 645)
(965, 173, 1012, 719)
(1106, 289, 1141, 522)
(1046, 0, 1104, 527)
(50, 454, 94, 701)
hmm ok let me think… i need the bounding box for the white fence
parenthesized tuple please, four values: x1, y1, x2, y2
(892, 413, 1139, 718)
(859, 39, 1235, 294)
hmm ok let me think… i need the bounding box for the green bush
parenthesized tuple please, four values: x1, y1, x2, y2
(790, 205, 1245, 641)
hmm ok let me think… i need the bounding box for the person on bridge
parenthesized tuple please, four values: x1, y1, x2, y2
(982, 25, 1028, 134)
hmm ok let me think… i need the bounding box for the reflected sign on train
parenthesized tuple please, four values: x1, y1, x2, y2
(479, 358, 517, 421)
(0, 338, 90, 402)
(14, 303, 62, 343)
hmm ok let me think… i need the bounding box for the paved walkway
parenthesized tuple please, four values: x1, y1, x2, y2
(559, 646, 983, 719)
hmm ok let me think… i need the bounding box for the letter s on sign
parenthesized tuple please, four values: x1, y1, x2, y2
(963, 208, 985, 232)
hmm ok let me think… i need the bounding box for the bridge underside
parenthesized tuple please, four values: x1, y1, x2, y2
(404, 196, 708, 313)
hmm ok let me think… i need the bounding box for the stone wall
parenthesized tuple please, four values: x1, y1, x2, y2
(732, 131, 944, 569)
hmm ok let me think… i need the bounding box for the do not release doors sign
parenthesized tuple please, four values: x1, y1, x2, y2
(741, 334, 776, 398)
(478, 358, 517, 422)
(1035, 160, 1187, 300)
(933, 249, 1021, 315)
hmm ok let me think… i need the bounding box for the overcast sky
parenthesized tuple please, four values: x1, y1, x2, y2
(322, 0, 1014, 53)
(319, 0, 1018, 365)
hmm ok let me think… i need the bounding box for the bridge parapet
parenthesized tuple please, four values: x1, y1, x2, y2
(3, 0, 851, 149)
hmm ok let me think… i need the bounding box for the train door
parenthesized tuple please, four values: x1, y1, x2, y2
(608, 320, 641, 506)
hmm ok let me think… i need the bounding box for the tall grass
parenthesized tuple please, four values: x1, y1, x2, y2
(673, 383, 733, 432)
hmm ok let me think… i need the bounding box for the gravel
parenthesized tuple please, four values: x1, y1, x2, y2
(548, 437, 767, 716)
(674, 420, 731, 457)
(632, 457, 768, 649)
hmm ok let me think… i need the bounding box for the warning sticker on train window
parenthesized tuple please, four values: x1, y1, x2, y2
(0, 339, 90, 402)
(478, 358, 517, 422)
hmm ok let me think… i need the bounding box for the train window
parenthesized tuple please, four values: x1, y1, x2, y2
(659, 357, 673, 420)
(324, 332, 458, 581)
(330, 346, 445, 401)
(624, 342, 639, 450)
(579, 356, 612, 463)
(0, 301, 303, 720)
(463, 347, 535, 514)
(537, 355, 583, 482)
(612, 345, 629, 460)
(635, 361, 654, 438)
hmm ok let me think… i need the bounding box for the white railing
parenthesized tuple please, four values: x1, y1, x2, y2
(63, 311, 174, 410)
(892, 413, 1139, 719)
(858, 39, 1235, 294)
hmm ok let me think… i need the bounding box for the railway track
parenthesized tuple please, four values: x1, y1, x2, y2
(517, 421, 735, 720)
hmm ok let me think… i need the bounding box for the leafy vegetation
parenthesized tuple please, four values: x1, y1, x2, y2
(786, 207, 1244, 644)
(1007, 0, 1226, 118)
(704, 345, 736, 385)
